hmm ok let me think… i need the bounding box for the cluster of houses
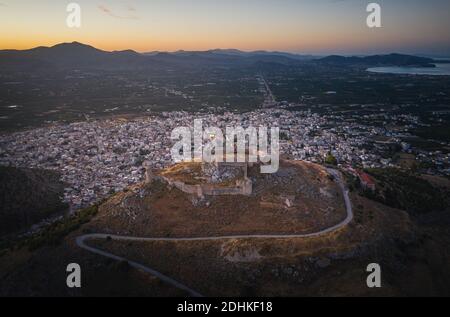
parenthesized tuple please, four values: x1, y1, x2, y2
(0, 107, 447, 210)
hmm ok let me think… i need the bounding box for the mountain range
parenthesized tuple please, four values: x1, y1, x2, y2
(319, 53, 436, 67)
(0, 42, 442, 71)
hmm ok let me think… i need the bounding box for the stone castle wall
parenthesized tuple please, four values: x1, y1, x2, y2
(162, 177, 252, 197)
(144, 161, 252, 197)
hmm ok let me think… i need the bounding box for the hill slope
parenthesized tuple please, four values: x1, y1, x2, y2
(1, 162, 449, 296)
(318, 53, 435, 67)
(0, 167, 68, 236)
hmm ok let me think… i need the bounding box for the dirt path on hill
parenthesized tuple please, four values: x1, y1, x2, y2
(75, 168, 353, 297)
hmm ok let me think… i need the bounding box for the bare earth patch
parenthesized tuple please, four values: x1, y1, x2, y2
(89, 161, 347, 237)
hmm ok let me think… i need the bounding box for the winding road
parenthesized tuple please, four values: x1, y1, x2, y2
(75, 169, 353, 297)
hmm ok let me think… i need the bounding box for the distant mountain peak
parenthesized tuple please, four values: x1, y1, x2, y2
(318, 53, 435, 67)
(50, 41, 101, 51)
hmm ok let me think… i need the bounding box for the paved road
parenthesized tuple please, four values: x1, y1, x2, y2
(260, 74, 277, 107)
(76, 169, 353, 297)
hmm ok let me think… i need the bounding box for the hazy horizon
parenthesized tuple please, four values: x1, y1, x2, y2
(3, 40, 450, 59)
(1, 0, 450, 56)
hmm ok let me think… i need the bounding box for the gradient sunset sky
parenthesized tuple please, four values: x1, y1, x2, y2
(1, 0, 449, 55)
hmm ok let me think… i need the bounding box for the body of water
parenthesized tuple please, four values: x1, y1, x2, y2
(367, 63, 450, 76)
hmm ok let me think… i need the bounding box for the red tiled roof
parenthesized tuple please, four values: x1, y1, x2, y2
(358, 171, 376, 186)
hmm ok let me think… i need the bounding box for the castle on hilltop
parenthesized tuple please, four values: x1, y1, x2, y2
(143, 160, 253, 198)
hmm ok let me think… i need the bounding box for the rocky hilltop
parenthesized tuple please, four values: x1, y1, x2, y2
(1, 160, 449, 296)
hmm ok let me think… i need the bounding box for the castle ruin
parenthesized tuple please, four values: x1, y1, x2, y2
(144, 161, 253, 198)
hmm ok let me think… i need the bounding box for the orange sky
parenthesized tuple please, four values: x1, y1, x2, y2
(1, 0, 449, 54)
